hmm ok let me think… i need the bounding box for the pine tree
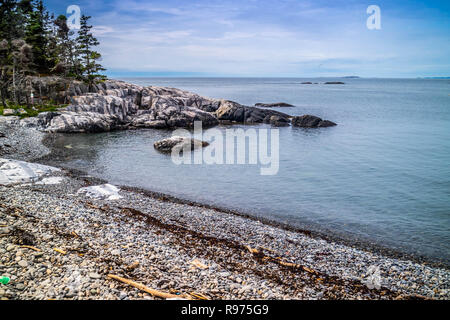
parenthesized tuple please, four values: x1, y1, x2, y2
(0, 0, 107, 105)
(53, 14, 79, 77)
(76, 15, 105, 90)
(0, 39, 10, 107)
(25, 0, 51, 74)
(0, 0, 25, 42)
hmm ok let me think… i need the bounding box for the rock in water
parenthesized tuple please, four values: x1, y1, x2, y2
(291, 115, 337, 128)
(324, 82, 345, 85)
(216, 100, 291, 124)
(263, 115, 290, 127)
(255, 102, 294, 108)
(154, 136, 209, 153)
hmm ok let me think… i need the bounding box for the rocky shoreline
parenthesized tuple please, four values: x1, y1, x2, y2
(0, 116, 449, 300)
(6, 77, 336, 133)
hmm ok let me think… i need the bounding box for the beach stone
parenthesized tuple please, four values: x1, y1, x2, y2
(18, 260, 28, 268)
(119, 291, 128, 300)
(88, 273, 101, 280)
(16, 283, 25, 291)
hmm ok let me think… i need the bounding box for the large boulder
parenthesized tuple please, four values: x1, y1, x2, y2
(154, 136, 209, 153)
(216, 100, 291, 124)
(292, 115, 337, 128)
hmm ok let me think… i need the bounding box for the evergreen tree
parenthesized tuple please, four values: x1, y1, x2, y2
(0, 39, 10, 107)
(0, 0, 24, 42)
(76, 15, 105, 90)
(53, 14, 80, 77)
(0, 0, 107, 105)
(25, 0, 51, 74)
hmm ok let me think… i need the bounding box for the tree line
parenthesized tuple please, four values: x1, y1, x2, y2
(0, 0, 106, 107)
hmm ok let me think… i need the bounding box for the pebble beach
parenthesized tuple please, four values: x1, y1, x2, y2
(0, 117, 449, 300)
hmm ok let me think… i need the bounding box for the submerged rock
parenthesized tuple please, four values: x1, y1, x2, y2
(154, 136, 209, 153)
(255, 102, 294, 108)
(292, 115, 337, 128)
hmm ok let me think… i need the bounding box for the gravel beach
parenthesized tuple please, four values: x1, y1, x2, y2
(0, 117, 449, 300)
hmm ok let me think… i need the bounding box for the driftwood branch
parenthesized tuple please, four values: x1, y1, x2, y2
(107, 274, 193, 300)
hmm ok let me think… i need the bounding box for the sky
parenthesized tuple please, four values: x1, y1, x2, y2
(45, 0, 450, 78)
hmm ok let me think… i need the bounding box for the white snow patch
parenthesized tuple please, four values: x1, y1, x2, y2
(35, 176, 65, 185)
(0, 158, 60, 186)
(77, 184, 122, 200)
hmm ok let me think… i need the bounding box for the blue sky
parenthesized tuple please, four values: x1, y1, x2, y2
(45, 0, 450, 77)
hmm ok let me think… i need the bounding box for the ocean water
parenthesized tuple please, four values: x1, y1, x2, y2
(52, 78, 450, 263)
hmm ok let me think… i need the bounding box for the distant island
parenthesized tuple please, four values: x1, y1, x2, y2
(417, 77, 450, 79)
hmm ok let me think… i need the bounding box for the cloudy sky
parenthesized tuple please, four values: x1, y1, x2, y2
(45, 0, 450, 77)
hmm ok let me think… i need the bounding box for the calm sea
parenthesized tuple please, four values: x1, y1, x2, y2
(51, 77, 450, 263)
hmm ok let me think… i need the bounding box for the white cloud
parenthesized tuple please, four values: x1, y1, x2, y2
(87, 0, 450, 77)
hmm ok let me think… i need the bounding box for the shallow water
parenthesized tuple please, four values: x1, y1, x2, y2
(52, 77, 450, 263)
